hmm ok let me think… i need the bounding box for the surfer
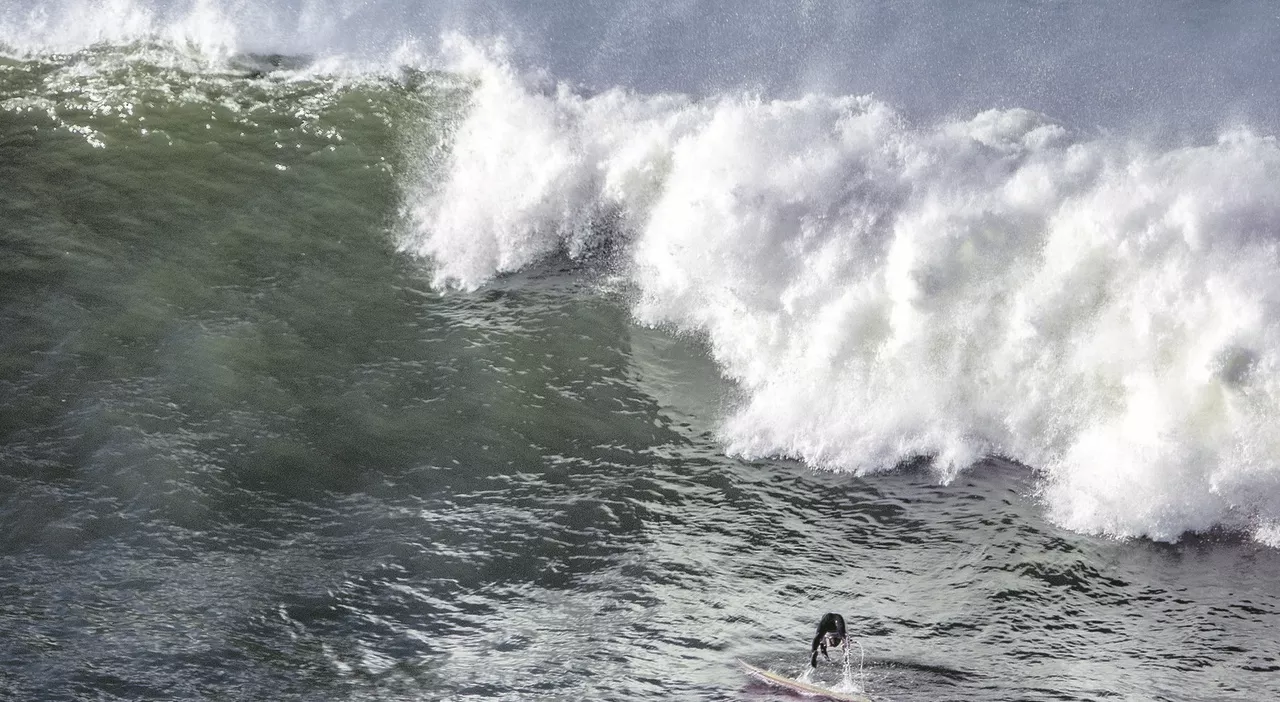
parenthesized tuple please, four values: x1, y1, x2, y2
(810, 612, 847, 668)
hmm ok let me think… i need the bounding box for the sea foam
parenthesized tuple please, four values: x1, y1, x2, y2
(402, 40, 1280, 544)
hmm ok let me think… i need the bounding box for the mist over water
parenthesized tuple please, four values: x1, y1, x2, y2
(6, 0, 1280, 131)
(4, 2, 1280, 701)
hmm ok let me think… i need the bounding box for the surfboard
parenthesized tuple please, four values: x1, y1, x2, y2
(738, 659, 873, 702)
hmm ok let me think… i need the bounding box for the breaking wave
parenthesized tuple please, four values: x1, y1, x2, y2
(8, 0, 1280, 545)
(402, 40, 1280, 544)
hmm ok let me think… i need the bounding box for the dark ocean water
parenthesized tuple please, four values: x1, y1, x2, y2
(5, 5, 1280, 701)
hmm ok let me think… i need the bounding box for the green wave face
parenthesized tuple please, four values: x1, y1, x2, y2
(0, 44, 474, 471)
(0, 42, 466, 205)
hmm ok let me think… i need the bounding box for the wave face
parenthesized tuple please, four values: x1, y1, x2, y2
(402, 40, 1280, 544)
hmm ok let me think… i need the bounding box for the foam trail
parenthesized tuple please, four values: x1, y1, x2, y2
(403, 41, 1280, 544)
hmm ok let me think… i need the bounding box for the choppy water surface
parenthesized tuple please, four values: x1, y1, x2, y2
(4, 5, 1280, 701)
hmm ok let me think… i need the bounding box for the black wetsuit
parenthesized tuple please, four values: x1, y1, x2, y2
(810, 612, 847, 667)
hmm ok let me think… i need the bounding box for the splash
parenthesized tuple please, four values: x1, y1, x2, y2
(837, 639, 868, 696)
(402, 40, 1280, 544)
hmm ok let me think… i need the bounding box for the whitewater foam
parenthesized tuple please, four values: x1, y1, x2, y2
(402, 41, 1280, 544)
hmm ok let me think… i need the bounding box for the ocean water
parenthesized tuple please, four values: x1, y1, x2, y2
(3, 2, 1280, 700)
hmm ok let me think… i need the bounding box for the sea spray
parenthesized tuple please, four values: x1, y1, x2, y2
(791, 640, 866, 694)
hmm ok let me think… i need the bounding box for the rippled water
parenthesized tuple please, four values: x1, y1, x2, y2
(6, 251, 1279, 700)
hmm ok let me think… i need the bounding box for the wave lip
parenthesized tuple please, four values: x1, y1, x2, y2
(402, 40, 1280, 544)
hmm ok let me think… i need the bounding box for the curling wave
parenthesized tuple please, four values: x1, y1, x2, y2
(402, 39, 1280, 544)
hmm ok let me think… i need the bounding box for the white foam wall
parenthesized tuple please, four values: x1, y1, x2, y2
(404, 42, 1280, 543)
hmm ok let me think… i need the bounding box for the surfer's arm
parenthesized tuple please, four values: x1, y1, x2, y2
(810, 633, 826, 667)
